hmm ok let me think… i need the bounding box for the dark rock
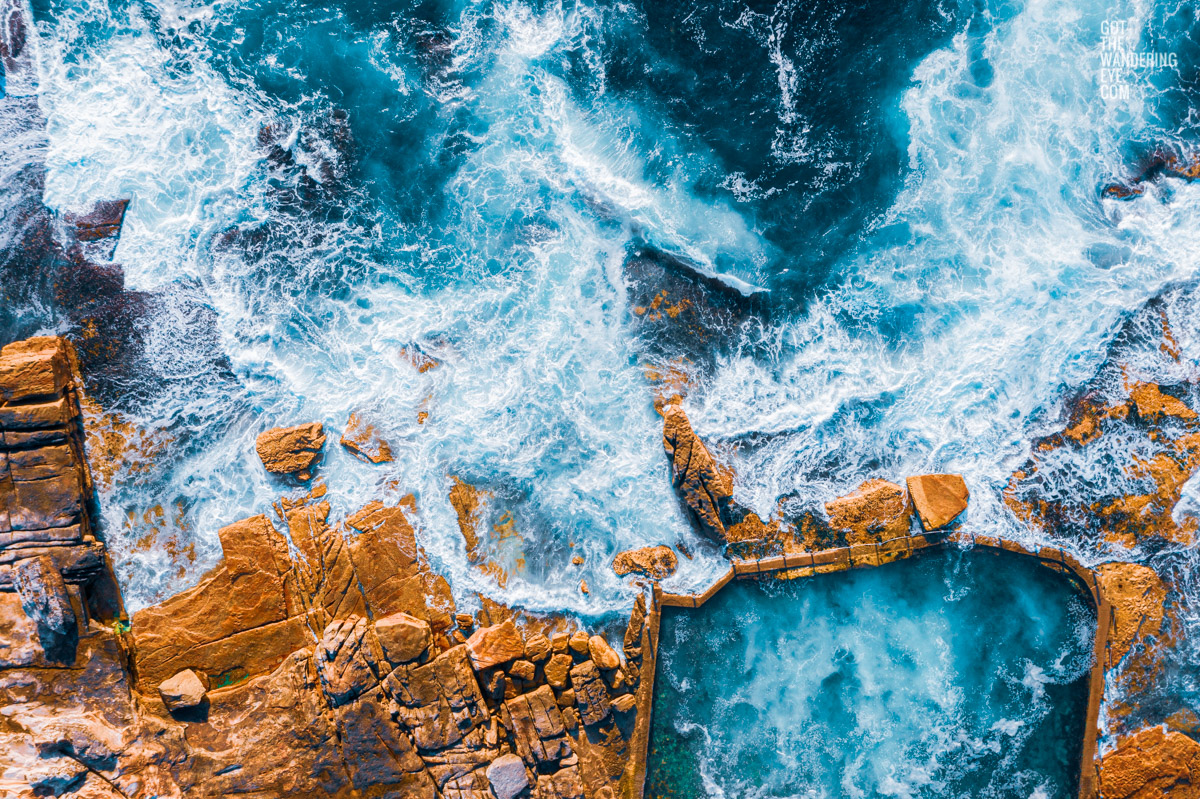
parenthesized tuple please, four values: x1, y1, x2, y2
(64, 198, 128, 261)
(13, 555, 76, 661)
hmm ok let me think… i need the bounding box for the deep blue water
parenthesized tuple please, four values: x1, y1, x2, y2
(648, 549, 1095, 798)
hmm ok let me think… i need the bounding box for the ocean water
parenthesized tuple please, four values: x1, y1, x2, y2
(648, 550, 1096, 799)
(3, 0, 1200, 788)
(12, 0, 1193, 610)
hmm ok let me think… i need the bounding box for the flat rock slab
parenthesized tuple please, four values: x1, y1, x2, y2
(906, 474, 969, 530)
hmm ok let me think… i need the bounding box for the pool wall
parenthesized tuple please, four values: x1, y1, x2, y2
(631, 528, 1115, 799)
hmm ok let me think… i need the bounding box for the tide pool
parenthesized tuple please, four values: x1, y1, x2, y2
(648, 548, 1095, 798)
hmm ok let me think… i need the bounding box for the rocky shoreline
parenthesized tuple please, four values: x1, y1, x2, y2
(0, 337, 656, 799)
(3, 326, 1200, 798)
(3, 330, 1200, 797)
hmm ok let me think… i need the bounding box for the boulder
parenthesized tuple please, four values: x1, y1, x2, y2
(662, 404, 733, 541)
(524, 633, 551, 662)
(486, 753, 529, 799)
(544, 653, 572, 690)
(588, 636, 620, 671)
(255, 422, 326, 478)
(465, 619, 524, 671)
(504, 685, 572, 764)
(611, 546, 678, 580)
(825, 479, 910, 544)
(905, 474, 969, 530)
(569, 660, 611, 726)
(509, 659, 535, 681)
(1098, 726, 1200, 798)
(158, 669, 208, 712)
(314, 615, 384, 707)
(375, 611, 431, 666)
(568, 630, 590, 655)
(612, 694, 637, 714)
(339, 413, 393, 464)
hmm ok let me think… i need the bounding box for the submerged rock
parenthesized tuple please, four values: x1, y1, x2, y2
(905, 474, 969, 530)
(255, 422, 326, 479)
(339, 412, 393, 464)
(612, 545, 678, 580)
(64, 198, 129, 261)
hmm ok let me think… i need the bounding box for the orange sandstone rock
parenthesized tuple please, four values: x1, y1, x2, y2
(130, 514, 305, 690)
(611, 546, 678, 580)
(449, 477, 483, 559)
(255, 422, 325, 478)
(1099, 726, 1200, 799)
(375, 611, 432, 665)
(343, 501, 432, 622)
(825, 479, 911, 545)
(662, 404, 732, 542)
(158, 668, 208, 712)
(906, 474, 969, 530)
(466, 619, 525, 671)
(1096, 562, 1167, 670)
(588, 636, 621, 671)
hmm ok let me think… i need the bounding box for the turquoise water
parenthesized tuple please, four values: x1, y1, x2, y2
(648, 550, 1095, 798)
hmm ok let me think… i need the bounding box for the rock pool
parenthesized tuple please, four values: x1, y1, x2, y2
(648, 548, 1095, 799)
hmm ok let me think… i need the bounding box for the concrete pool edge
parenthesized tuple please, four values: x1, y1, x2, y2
(631, 529, 1112, 799)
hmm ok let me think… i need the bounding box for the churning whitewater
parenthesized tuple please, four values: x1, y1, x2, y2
(5, 0, 1200, 793)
